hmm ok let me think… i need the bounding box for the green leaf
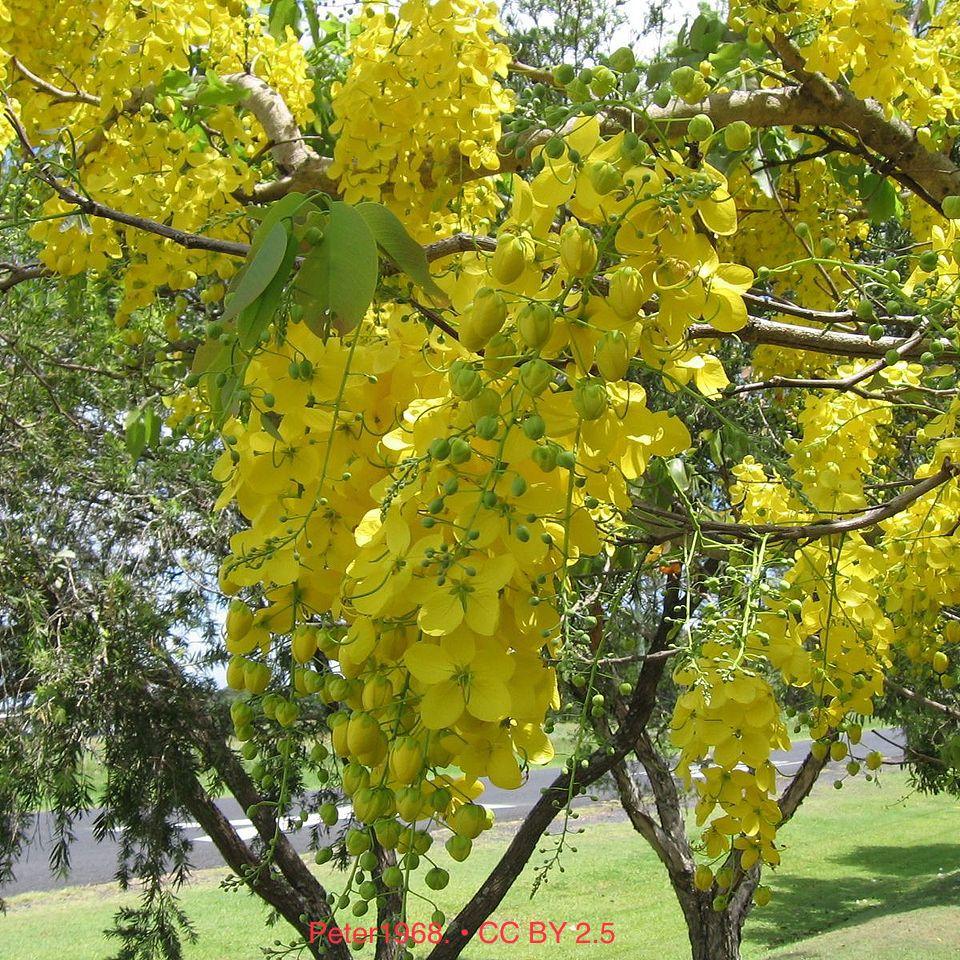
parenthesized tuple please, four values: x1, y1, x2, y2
(223, 222, 289, 323)
(247, 192, 312, 239)
(666, 457, 689, 492)
(143, 406, 161, 447)
(268, 0, 300, 40)
(356, 202, 449, 305)
(237, 231, 299, 349)
(862, 173, 902, 224)
(194, 71, 249, 108)
(294, 201, 379, 334)
(125, 411, 147, 461)
(202, 343, 246, 427)
(261, 410, 283, 441)
(918, 0, 938, 25)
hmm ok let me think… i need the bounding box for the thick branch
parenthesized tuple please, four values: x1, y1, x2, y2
(610, 760, 691, 881)
(155, 662, 344, 954)
(688, 314, 948, 360)
(728, 324, 931, 397)
(179, 775, 340, 960)
(884, 678, 960, 722)
(767, 31, 960, 209)
(224, 73, 338, 201)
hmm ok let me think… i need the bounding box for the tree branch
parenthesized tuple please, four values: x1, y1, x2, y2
(610, 760, 691, 880)
(0, 261, 49, 293)
(727, 324, 931, 397)
(627, 459, 957, 546)
(688, 314, 949, 360)
(767, 31, 960, 210)
(224, 73, 338, 202)
(179, 774, 340, 960)
(10, 58, 99, 105)
(884, 678, 960, 722)
(5, 106, 251, 259)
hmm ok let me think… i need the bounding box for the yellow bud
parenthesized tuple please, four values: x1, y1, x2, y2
(483, 334, 518, 376)
(595, 330, 631, 381)
(342, 760, 370, 795)
(331, 720, 350, 758)
(517, 302, 554, 349)
(226, 656, 246, 691)
(390, 736, 426, 785)
(585, 160, 621, 196)
(519, 358, 554, 395)
(243, 660, 271, 695)
(396, 786, 424, 822)
(829, 741, 847, 762)
(693, 865, 714, 890)
(291, 625, 319, 664)
(491, 233, 530, 284)
(573, 378, 608, 420)
(449, 802, 487, 839)
(724, 121, 753, 152)
(559, 223, 597, 276)
(226, 599, 253, 642)
(462, 288, 507, 350)
(607, 266, 646, 318)
(362, 675, 394, 710)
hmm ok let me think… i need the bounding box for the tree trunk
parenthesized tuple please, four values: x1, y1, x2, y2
(675, 887, 748, 960)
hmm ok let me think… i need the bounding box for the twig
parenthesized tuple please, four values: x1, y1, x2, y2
(0, 331, 85, 429)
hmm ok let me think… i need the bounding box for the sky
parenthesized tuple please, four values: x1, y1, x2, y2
(620, 0, 720, 58)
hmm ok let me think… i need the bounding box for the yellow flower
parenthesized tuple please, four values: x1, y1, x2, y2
(404, 634, 515, 728)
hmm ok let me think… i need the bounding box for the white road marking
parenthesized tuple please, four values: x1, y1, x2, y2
(179, 804, 354, 843)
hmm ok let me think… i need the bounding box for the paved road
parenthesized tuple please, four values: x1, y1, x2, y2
(3, 729, 902, 897)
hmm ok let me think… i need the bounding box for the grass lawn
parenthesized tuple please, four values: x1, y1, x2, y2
(1, 771, 957, 960)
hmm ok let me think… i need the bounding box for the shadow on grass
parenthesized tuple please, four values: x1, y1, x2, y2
(746, 843, 960, 952)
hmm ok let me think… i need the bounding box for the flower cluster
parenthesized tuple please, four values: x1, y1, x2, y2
(328, 0, 514, 240)
(4, 0, 314, 322)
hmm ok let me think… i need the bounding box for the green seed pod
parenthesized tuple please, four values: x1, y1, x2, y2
(942, 195, 960, 218)
(586, 160, 622, 195)
(606, 46, 636, 73)
(522, 414, 546, 440)
(532, 443, 559, 472)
